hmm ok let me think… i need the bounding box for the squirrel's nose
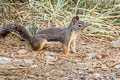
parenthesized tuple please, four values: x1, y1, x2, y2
(85, 24, 90, 27)
(84, 24, 88, 27)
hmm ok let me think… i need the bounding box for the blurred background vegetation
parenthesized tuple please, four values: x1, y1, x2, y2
(0, 0, 120, 37)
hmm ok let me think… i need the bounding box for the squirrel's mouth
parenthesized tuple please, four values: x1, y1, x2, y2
(82, 24, 89, 30)
(81, 26, 87, 30)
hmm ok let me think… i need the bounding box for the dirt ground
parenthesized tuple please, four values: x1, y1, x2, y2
(0, 33, 120, 80)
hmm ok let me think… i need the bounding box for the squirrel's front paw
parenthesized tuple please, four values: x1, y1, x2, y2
(65, 52, 70, 56)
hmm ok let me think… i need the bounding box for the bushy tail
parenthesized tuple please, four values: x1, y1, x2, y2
(0, 23, 47, 50)
(0, 23, 33, 41)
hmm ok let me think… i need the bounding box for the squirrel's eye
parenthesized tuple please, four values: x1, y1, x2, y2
(78, 24, 82, 27)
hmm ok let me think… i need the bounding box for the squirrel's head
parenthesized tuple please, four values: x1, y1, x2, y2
(71, 16, 87, 31)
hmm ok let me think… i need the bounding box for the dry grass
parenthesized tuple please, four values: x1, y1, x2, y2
(0, 0, 120, 36)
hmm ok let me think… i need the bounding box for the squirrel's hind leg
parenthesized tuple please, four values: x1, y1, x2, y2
(37, 39, 47, 51)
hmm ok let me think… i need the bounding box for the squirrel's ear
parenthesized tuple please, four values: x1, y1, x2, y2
(72, 16, 79, 25)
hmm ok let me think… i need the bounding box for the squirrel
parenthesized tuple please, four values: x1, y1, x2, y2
(0, 16, 87, 55)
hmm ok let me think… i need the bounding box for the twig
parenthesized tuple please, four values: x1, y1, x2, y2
(100, 15, 120, 19)
(0, 13, 11, 23)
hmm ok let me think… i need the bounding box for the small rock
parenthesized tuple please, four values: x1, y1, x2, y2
(116, 72, 120, 76)
(87, 68, 95, 73)
(0, 57, 11, 63)
(44, 51, 55, 56)
(92, 61, 101, 68)
(31, 65, 38, 68)
(95, 73, 101, 77)
(45, 55, 56, 64)
(44, 51, 56, 63)
(32, 51, 37, 54)
(86, 53, 97, 60)
(27, 75, 36, 78)
(115, 78, 120, 80)
(60, 74, 65, 77)
(45, 55, 55, 61)
(101, 64, 108, 70)
(13, 58, 22, 62)
(96, 54, 102, 59)
(21, 46, 25, 49)
(18, 49, 27, 54)
(110, 37, 120, 47)
(114, 64, 120, 69)
(89, 73, 101, 79)
(24, 59, 34, 64)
